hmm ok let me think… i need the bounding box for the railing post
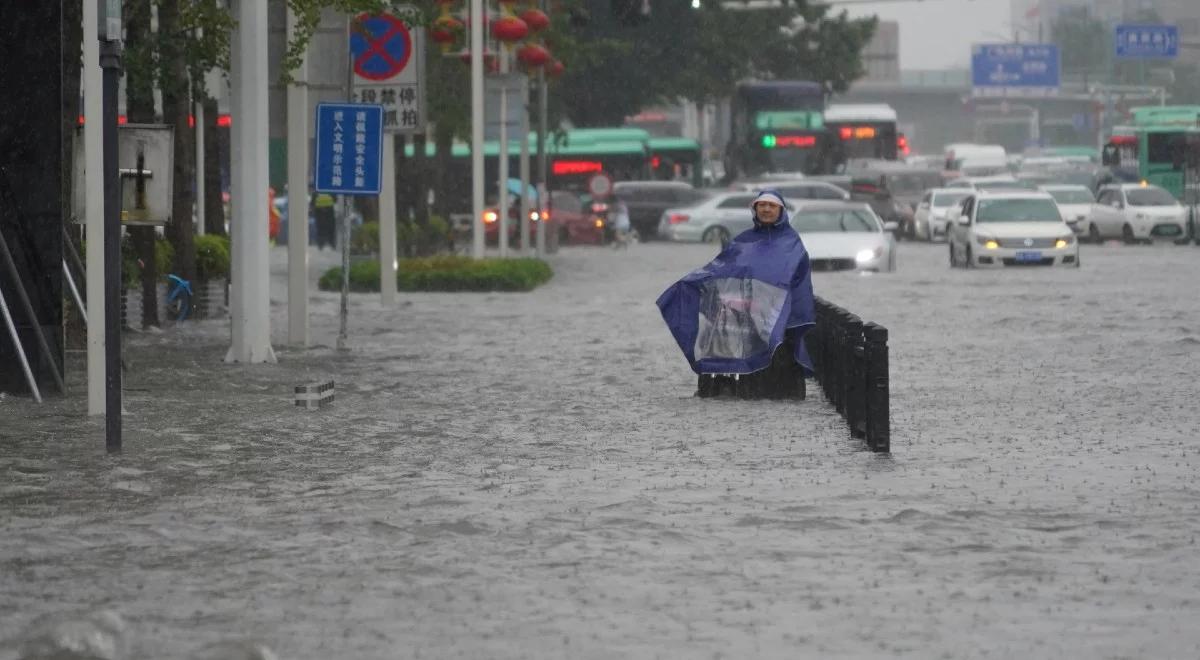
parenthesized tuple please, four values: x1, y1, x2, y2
(843, 313, 863, 438)
(864, 322, 890, 453)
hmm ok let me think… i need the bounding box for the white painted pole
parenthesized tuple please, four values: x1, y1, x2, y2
(498, 56, 510, 258)
(83, 0, 105, 415)
(519, 78, 531, 253)
(225, 0, 277, 364)
(195, 100, 206, 236)
(379, 132, 398, 305)
(286, 6, 309, 347)
(471, 0, 485, 259)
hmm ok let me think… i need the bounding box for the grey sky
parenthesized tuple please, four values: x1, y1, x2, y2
(842, 0, 1015, 70)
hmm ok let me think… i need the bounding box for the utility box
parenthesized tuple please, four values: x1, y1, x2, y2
(72, 123, 175, 225)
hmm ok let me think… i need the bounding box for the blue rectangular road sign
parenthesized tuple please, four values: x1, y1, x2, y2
(314, 103, 384, 196)
(971, 43, 1060, 98)
(1115, 24, 1179, 59)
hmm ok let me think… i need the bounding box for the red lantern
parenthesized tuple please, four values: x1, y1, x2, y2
(516, 43, 551, 68)
(491, 15, 529, 44)
(431, 15, 464, 49)
(546, 59, 565, 78)
(520, 8, 550, 32)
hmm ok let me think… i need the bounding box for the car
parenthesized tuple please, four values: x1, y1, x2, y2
(1088, 183, 1190, 244)
(658, 190, 796, 245)
(1039, 184, 1095, 239)
(612, 181, 710, 240)
(729, 179, 850, 202)
(844, 163, 944, 239)
(946, 191, 1079, 268)
(945, 175, 1037, 192)
(790, 201, 897, 272)
(913, 188, 971, 242)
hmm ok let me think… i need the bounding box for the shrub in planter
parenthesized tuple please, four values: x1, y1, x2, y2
(318, 256, 552, 293)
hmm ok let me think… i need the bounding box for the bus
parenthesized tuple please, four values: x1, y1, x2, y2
(724, 80, 828, 181)
(822, 103, 899, 166)
(1100, 105, 1200, 199)
(647, 137, 703, 188)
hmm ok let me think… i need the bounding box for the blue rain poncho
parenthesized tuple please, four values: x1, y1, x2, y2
(656, 189, 815, 375)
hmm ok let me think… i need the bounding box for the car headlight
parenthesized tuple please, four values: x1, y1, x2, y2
(1055, 235, 1076, 248)
(855, 247, 882, 263)
(974, 235, 999, 248)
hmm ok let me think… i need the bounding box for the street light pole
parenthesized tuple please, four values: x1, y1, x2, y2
(98, 0, 123, 454)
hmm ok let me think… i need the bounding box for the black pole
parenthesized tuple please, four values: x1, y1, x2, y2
(100, 39, 122, 454)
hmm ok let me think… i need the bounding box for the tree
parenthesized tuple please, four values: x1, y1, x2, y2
(1050, 8, 1108, 82)
(553, 0, 878, 126)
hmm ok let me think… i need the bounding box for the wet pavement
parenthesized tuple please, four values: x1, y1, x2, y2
(2, 239, 1200, 659)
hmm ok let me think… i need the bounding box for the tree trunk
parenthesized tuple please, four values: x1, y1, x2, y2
(125, 0, 159, 328)
(434, 123, 454, 221)
(203, 96, 226, 236)
(157, 0, 195, 282)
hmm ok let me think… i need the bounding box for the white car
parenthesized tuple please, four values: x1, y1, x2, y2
(658, 191, 796, 244)
(790, 201, 897, 272)
(1088, 183, 1190, 244)
(913, 188, 971, 242)
(944, 175, 1036, 192)
(1040, 184, 1095, 239)
(946, 191, 1079, 268)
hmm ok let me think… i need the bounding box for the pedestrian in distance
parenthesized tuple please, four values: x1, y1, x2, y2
(312, 192, 337, 250)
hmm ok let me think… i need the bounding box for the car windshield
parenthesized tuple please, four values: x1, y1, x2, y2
(1047, 189, 1094, 204)
(977, 180, 1037, 192)
(1126, 187, 1178, 206)
(932, 191, 970, 207)
(792, 209, 880, 233)
(976, 198, 1063, 223)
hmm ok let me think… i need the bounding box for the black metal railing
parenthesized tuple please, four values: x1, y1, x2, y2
(805, 296, 890, 453)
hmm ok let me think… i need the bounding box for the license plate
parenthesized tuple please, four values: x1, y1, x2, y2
(1015, 251, 1042, 262)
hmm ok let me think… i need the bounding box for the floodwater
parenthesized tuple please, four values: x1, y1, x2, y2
(2, 239, 1200, 659)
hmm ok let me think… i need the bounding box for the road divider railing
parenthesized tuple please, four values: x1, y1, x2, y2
(806, 297, 890, 453)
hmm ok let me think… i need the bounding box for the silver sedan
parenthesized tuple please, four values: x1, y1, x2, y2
(658, 191, 796, 244)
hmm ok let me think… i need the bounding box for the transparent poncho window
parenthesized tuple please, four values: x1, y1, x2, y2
(693, 277, 787, 361)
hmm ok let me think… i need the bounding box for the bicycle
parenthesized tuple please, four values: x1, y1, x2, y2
(164, 273, 193, 322)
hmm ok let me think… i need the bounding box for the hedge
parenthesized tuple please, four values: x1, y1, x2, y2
(318, 255, 553, 292)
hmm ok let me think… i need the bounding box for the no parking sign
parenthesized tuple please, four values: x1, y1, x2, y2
(350, 10, 425, 134)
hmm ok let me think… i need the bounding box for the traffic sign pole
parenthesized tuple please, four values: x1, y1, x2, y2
(498, 51, 511, 258)
(380, 132, 398, 305)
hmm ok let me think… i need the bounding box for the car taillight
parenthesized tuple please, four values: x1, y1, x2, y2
(669, 213, 689, 224)
(591, 202, 608, 213)
(483, 210, 498, 224)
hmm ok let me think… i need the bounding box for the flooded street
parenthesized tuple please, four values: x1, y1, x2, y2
(3, 240, 1200, 659)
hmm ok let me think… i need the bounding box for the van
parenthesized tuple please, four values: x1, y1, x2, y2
(943, 143, 1008, 177)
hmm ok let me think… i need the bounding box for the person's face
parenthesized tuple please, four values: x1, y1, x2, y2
(755, 201, 782, 224)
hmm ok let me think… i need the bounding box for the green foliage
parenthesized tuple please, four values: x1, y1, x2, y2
(1051, 10, 1109, 77)
(556, 0, 878, 126)
(194, 234, 231, 281)
(352, 221, 381, 255)
(113, 236, 175, 289)
(318, 256, 553, 292)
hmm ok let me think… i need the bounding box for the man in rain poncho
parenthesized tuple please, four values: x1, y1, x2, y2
(656, 189, 815, 392)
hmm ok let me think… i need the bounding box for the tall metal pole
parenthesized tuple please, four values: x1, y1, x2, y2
(536, 64, 548, 257)
(83, 0, 105, 416)
(286, 5, 309, 346)
(99, 32, 123, 453)
(471, 0, 485, 259)
(498, 54, 510, 258)
(519, 77, 531, 253)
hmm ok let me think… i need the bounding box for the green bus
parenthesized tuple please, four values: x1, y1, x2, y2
(1101, 105, 1200, 199)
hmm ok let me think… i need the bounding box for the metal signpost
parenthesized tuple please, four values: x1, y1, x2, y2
(349, 10, 424, 303)
(1115, 24, 1179, 60)
(970, 44, 1061, 98)
(314, 102, 384, 351)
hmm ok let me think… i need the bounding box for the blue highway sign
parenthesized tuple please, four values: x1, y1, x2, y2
(971, 43, 1060, 97)
(314, 103, 384, 196)
(1115, 24, 1179, 60)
